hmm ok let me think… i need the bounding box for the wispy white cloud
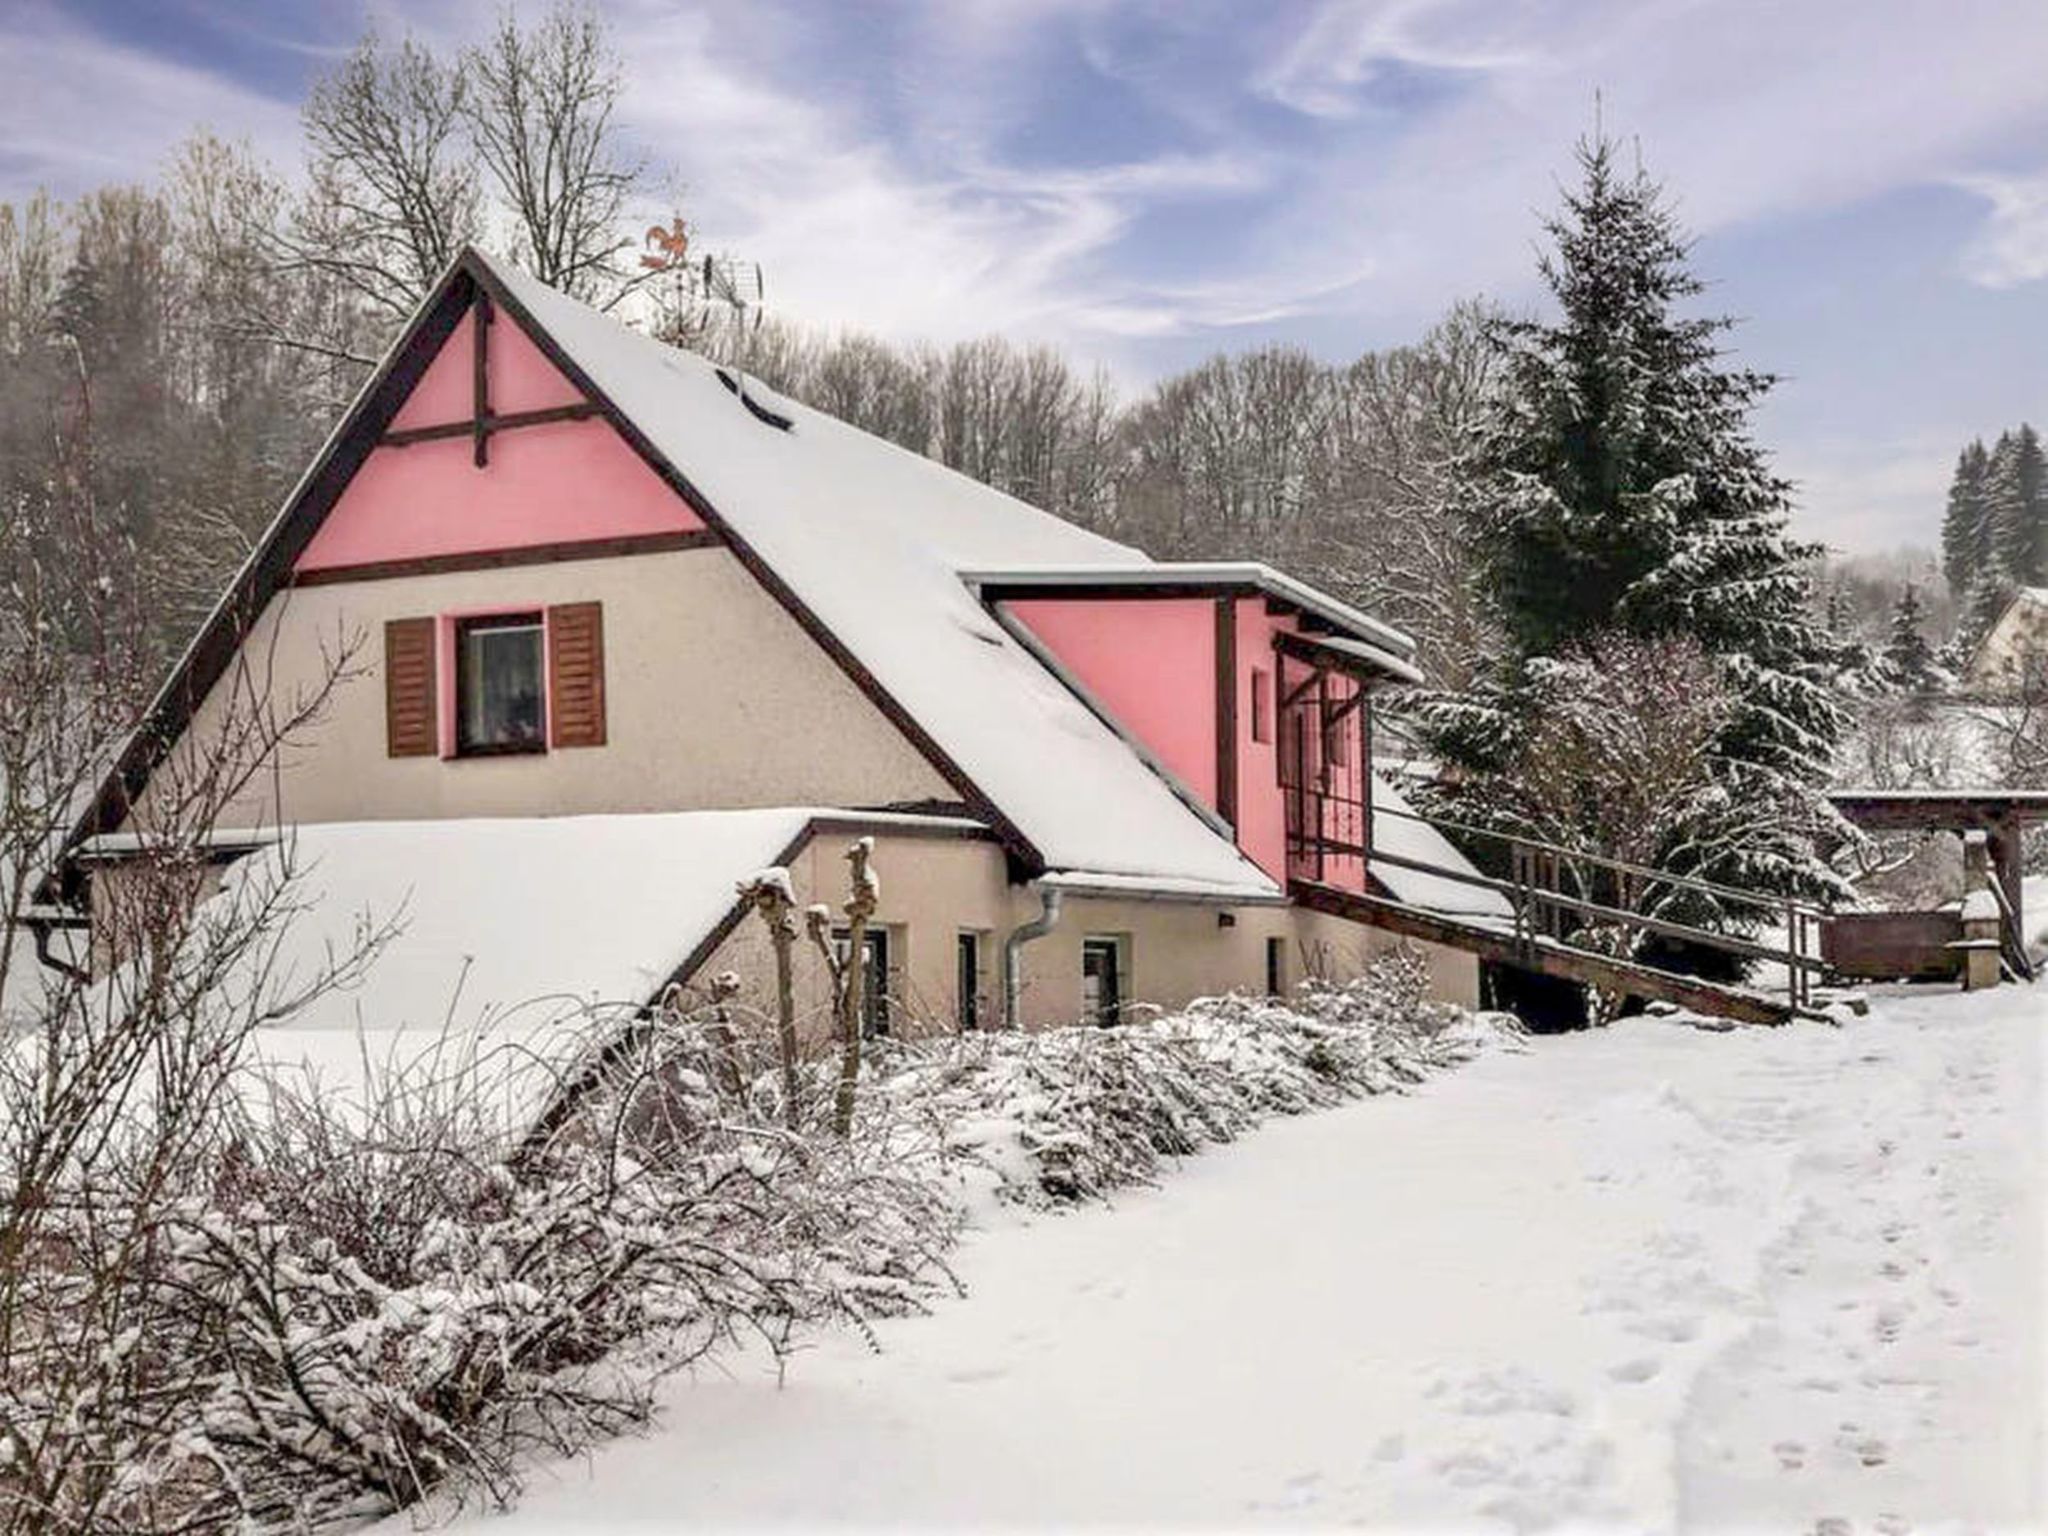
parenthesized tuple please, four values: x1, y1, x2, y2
(604, 2, 1288, 352)
(1255, 0, 1536, 119)
(0, 3, 301, 194)
(1954, 169, 2048, 288)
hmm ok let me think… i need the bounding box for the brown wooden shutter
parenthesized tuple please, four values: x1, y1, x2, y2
(547, 601, 606, 748)
(384, 617, 438, 757)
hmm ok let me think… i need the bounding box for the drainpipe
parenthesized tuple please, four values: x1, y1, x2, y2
(1003, 884, 1064, 1030)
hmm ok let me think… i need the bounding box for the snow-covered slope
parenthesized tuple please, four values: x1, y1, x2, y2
(406, 977, 2044, 1531)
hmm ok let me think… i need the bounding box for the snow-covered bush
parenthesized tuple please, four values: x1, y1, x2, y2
(4, 945, 1503, 1532)
(876, 947, 1518, 1206)
(116, 1019, 962, 1529)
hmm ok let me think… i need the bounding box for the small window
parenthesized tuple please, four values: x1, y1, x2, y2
(1250, 668, 1273, 744)
(1082, 936, 1124, 1027)
(957, 931, 983, 1030)
(456, 613, 546, 755)
(1265, 935, 1286, 998)
(833, 926, 891, 1038)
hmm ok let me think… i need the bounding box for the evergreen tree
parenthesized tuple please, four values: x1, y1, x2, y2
(1985, 422, 2047, 584)
(1880, 581, 1937, 696)
(1939, 439, 1991, 598)
(1410, 132, 1847, 958)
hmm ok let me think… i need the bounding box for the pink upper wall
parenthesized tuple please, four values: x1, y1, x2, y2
(1004, 598, 1218, 807)
(296, 307, 703, 575)
(389, 309, 585, 426)
(1005, 594, 1373, 894)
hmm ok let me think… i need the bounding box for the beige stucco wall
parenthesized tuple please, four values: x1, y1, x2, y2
(1969, 591, 2048, 696)
(690, 829, 1482, 1047)
(129, 546, 952, 832)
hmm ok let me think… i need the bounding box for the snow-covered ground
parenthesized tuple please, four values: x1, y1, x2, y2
(414, 979, 2043, 1533)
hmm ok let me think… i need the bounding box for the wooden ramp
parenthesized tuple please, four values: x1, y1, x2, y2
(1292, 880, 1805, 1027)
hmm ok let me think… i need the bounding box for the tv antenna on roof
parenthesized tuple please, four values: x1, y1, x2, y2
(641, 217, 765, 344)
(641, 217, 783, 427)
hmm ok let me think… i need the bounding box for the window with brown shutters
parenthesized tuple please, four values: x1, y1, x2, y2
(385, 616, 438, 757)
(547, 601, 606, 748)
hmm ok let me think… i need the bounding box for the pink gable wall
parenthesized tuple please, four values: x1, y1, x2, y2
(1006, 594, 1371, 894)
(296, 308, 703, 575)
(1004, 598, 1218, 807)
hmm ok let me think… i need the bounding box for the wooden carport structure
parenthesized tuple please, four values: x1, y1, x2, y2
(1829, 789, 2048, 981)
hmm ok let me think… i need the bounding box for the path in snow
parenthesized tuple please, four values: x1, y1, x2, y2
(424, 982, 2043, 1532)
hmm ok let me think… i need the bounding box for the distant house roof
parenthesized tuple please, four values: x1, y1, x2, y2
(1967, 586, 2048, 691)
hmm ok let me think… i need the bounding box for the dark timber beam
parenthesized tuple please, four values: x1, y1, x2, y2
(472, 290, 493, 466)
(379, 402, 600, 448)
(1215, 596, 1238, 832)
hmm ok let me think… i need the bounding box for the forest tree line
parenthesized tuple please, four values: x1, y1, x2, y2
(0, 0, 1510, 703)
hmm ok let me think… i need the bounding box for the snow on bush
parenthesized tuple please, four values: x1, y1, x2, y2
(875, 947, 1522, 1205)
(3, 946, 1508, 1531)
(114, 1026, 960, 1530)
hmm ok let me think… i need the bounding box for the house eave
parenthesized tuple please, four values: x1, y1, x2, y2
(959, 562, 1418, 662)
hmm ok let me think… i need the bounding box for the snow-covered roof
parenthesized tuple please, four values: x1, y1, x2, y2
(484, 255, 1286, 898)
(215, 810, 814, 1121)
(1368, 775, 1515, 921)
(1275, 629, 1425, 686)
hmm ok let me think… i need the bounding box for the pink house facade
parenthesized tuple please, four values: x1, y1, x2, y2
(56, 248, 1494, 1067)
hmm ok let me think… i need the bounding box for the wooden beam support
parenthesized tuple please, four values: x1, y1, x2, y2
(379, 402, 600, 448)
(1291, 880, 1798, 1026)
(472, 290, 492, 466)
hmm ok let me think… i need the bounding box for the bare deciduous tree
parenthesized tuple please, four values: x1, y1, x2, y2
(463, 4, 646, 305)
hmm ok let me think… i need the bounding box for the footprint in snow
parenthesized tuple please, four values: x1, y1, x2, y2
(1606, 1357, 1661, 1384)
(1628, 1314, 1701, 1344)
(944, 1365, 1010, 1385)
(1773, 1439, 1806, 1470)
(1873, 1308, 1905, 1344)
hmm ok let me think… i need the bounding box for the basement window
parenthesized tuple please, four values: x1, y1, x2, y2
(456, 613, 546, 755)
(1082, 936, 1125, 1026)
(957, 931, 984, 1030)
(833, 926, 891, 1038)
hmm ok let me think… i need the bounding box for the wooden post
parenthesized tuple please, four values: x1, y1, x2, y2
(1987, 813, 2024, 951)
(472, 291, 493, 468)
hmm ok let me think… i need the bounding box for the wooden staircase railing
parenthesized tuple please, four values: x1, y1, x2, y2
(1363, 802, 1831, 1016)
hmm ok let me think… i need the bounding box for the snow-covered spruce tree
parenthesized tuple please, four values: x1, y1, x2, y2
(1987, 423, 2047, 587)
(1940, 438, 1993, 600)
(1881, 581, 1939, 700)
(1406, 133, 1848, 964)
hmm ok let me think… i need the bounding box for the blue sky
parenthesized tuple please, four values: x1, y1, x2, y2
(5, 0, 2048, 555)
